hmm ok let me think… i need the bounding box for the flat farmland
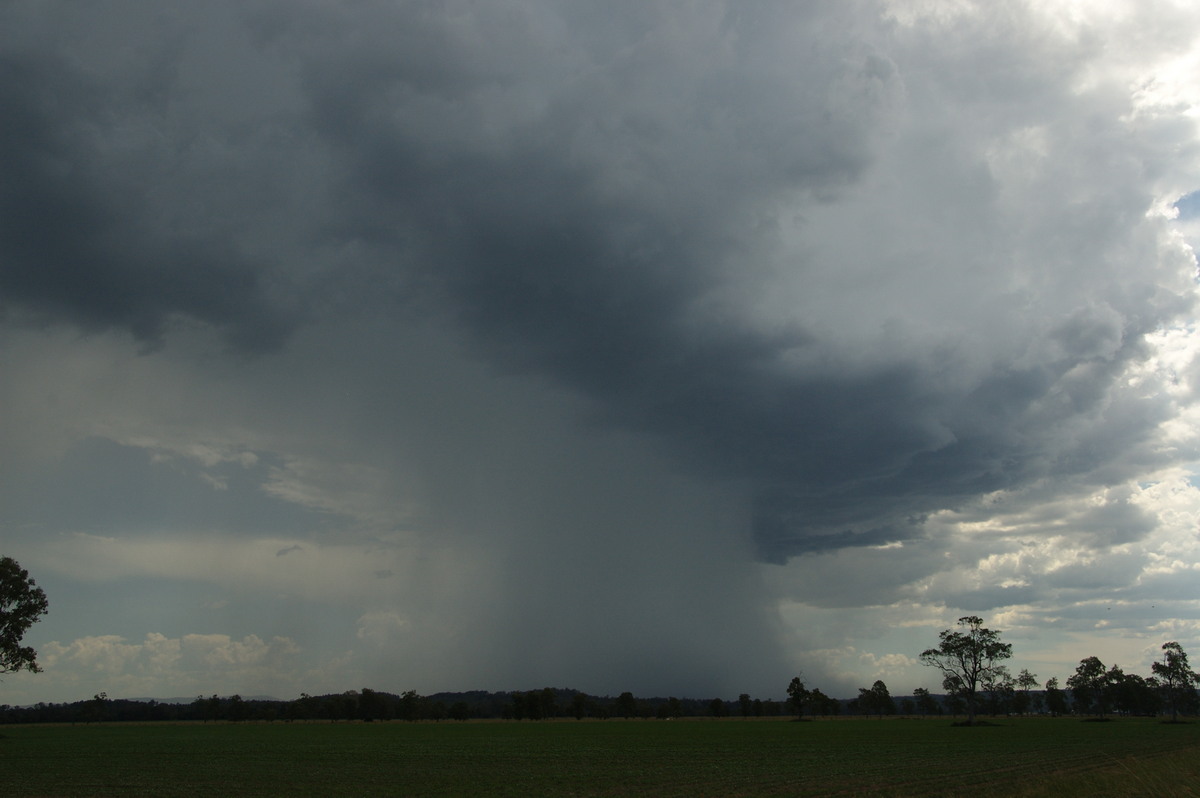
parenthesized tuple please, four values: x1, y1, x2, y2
(3, 716, 1200, 797)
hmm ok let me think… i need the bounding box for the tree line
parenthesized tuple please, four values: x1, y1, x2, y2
(0, 688, 796, 725)
(3, 560, 1198, 725)
(786, 617, 1199, 726)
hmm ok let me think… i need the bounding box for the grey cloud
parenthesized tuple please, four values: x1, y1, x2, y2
(2, 0, 1196, 569)
(0, 54, 290, 349)
(4, 1, 1200, 705)
(0, 437, 323, 538)
(287, 2, 1196, 563)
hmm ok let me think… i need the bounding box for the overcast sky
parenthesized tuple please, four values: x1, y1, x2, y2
(4, 0, 1200, 705)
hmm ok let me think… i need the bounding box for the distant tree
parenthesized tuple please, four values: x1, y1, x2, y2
(87, 692, 109, 723)
(919, 616, 1012, 725)
(1103, 665, 1127, 714)
(205, 694, 223, 723)
(807, 688, 837, 717)
(666, 697, 684, 719)
(1013, 669, 1039, 714)
(913, 687, 939, 716)
(1044, 677, 1068, 716)
(1067, 657, 1109, 717)
(615, 692, 637, 719)
(943, 690, 966, 718)
(571, 692, 589, 720)
(1152, 641, 1200, 722)
(398, 690, 420, 722)
(359, 687, 385, 722)
(786, 676, 811, 720)
(739, 693, 753, 717)
(514, 691, 542, 720)
(1107, 668, 1159, 717)
(449, 701, 470, 721)
(426, 700, 448, 721)
(525, 686, 544, 720)
(0, 556, 49, 677)
(873, 680, 895, 717)
(228, 694, 247, 722)
(295, 692, 317, 721)
(858, 681, 895, 718)
(981, 665, 1014, 716)
(540, 687, 558, 719)
(708, 698, 729, 718)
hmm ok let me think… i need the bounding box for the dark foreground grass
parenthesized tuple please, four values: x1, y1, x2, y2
(3, 716, 1200, 797)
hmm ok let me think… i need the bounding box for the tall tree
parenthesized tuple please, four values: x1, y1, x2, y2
(919, 616, 1012, 725)
(1067, 656, 1109, 717)
(786, 676, 811, 720)
(1044, 677, 1068, 716)
(1014, 668, 1039, 714)
(0, 556, 50, 676)
(857, 680, 895, 718)
(1152, 641, 1200, 722)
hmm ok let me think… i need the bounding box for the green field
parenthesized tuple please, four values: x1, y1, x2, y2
(3, 717, 1200, 796)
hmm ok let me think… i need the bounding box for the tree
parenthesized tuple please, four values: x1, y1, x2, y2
(919, 616, 1012, 725)
(571, 692, 589, 720)
(1044, 677, 1068, 716)
(857, 680, 895, 718)
(359, 687, 385, 721)
(1152, 641, 1200, 722)
(0, 556, 50, 676)
(1014, 669, 1039, 714)
(398, 689, 420, 721)
(914, 686, 940, 716)
(873, 680, 895, 717)
(87, 692, 109, 724)
(981, 665, 1014, 716)
(540, 687, 558, 719)
(786, 676, 811, 720)
(227, 694, 247, 722)
(807, 688, 837, 717)
(943, 690, 966, 718)
(1107, 668, 1159, 717)
(1067, 656, 1109, 717)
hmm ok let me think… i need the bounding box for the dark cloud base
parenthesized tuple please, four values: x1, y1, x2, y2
(1, 4, 1197, 574)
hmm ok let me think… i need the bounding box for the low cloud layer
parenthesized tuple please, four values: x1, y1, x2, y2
(3, 1, 1200, 703)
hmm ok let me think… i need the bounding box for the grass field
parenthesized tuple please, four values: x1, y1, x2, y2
(3, 716, 1200, 796)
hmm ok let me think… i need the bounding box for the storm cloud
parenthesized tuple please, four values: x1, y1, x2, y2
(3, 0, 1200, 703)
